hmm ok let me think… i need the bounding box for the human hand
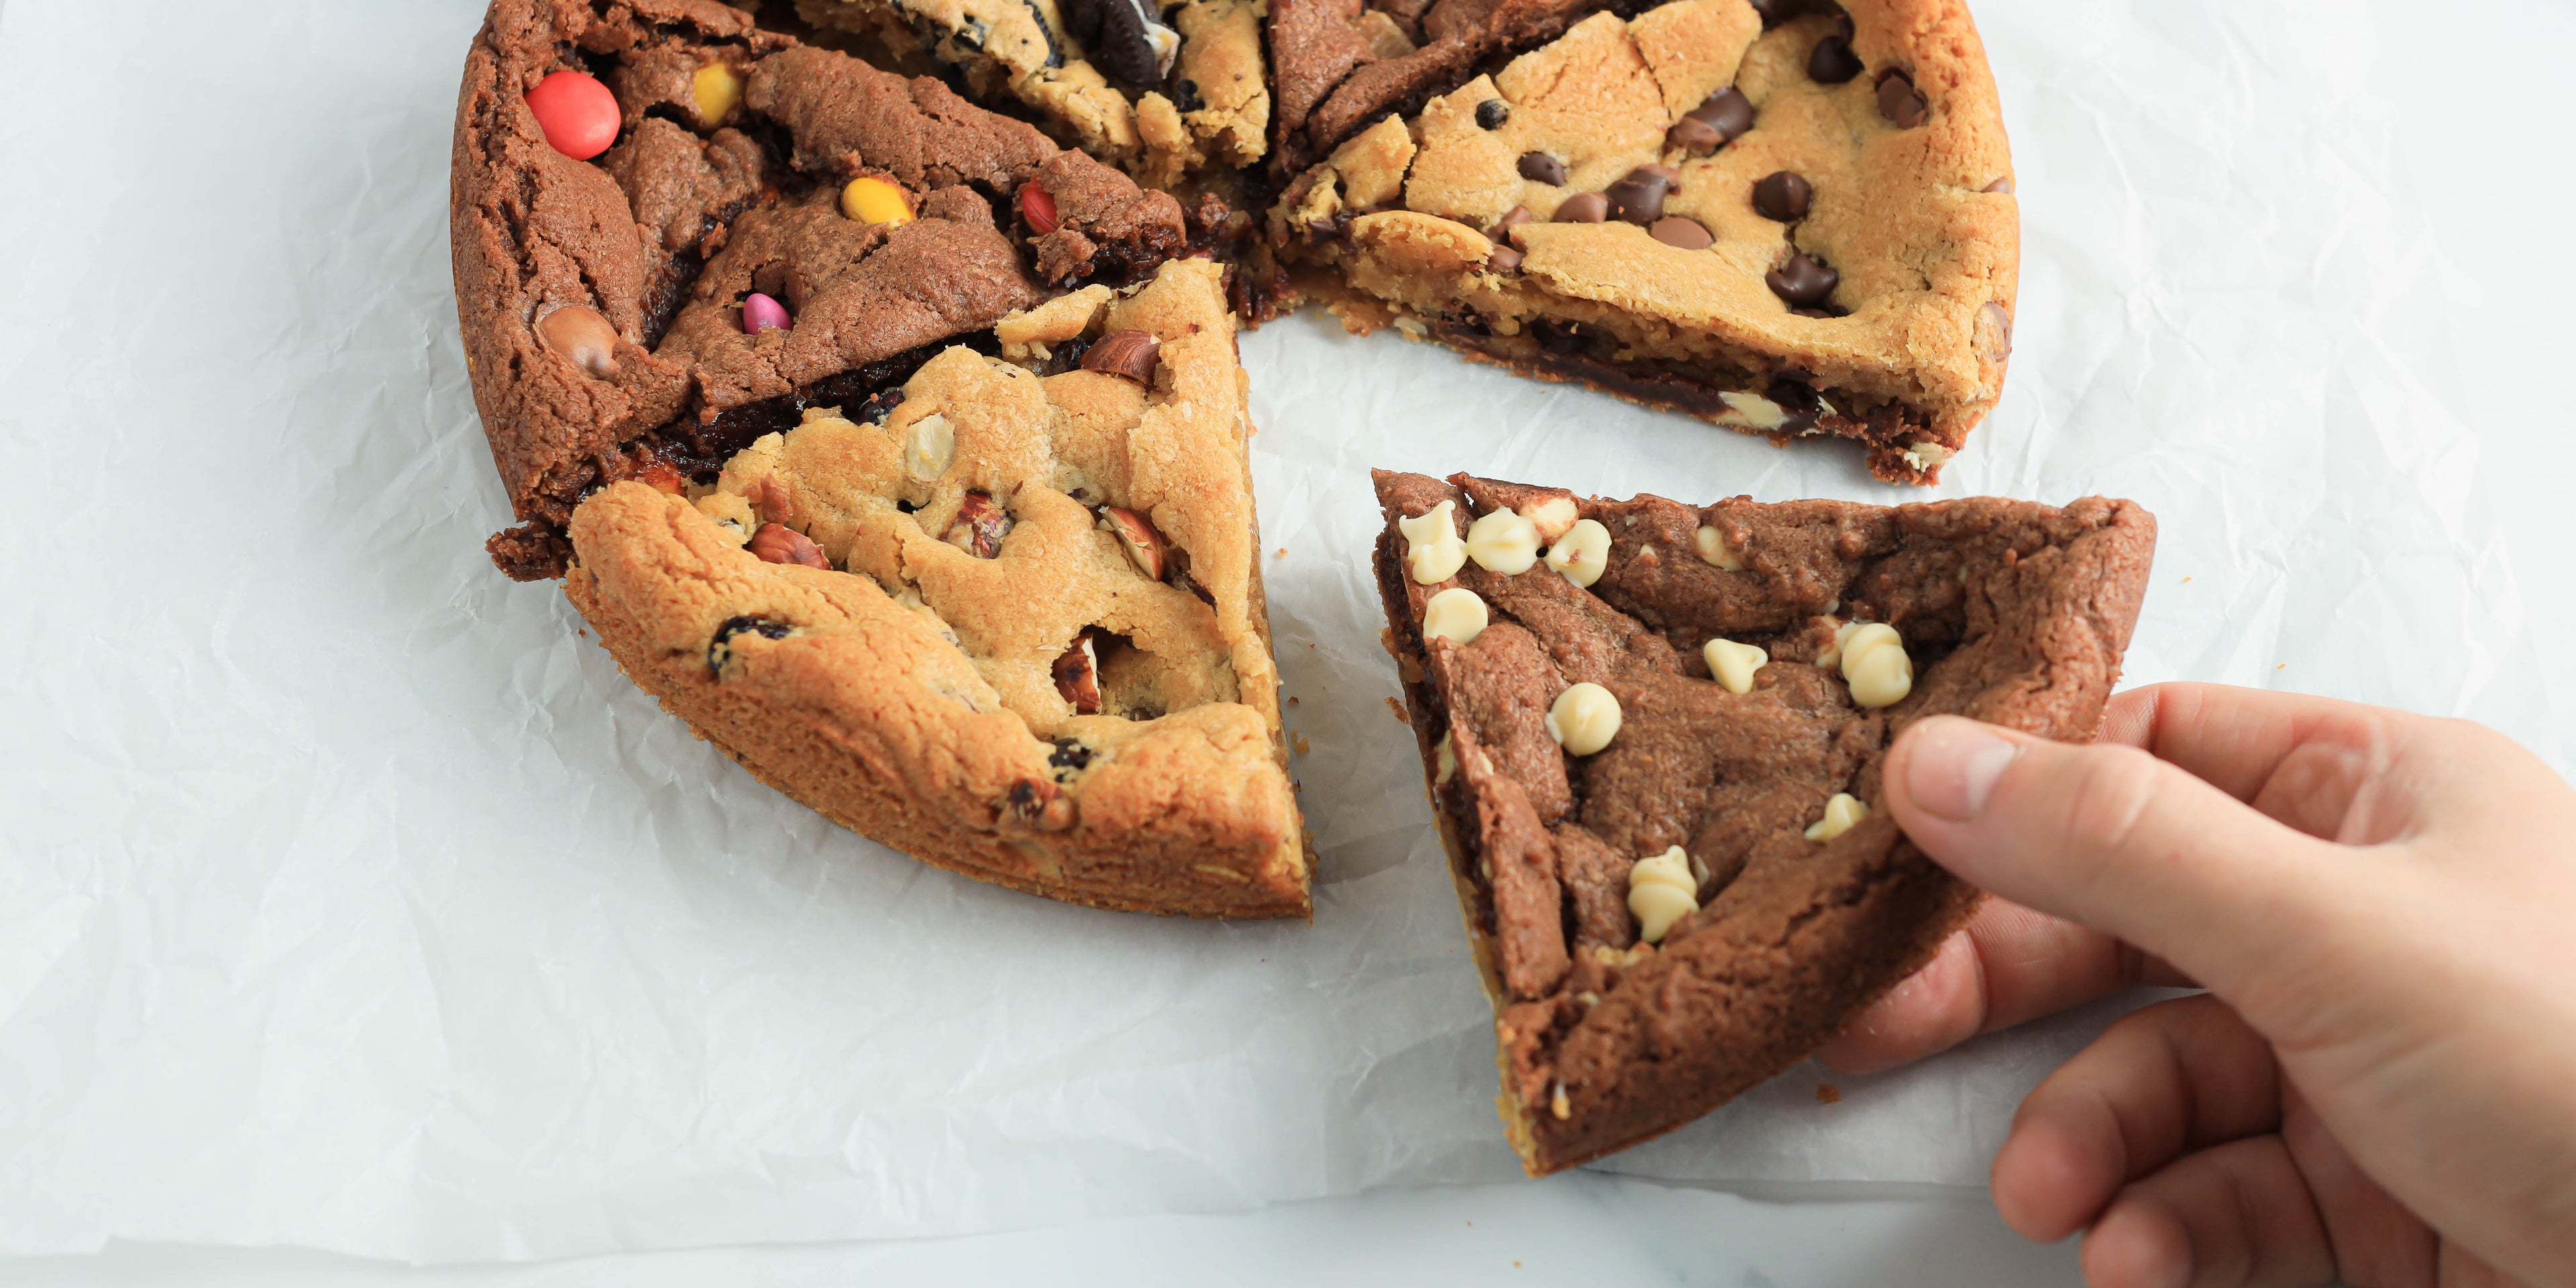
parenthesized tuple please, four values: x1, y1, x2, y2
(1815, 683, 2576, 1287)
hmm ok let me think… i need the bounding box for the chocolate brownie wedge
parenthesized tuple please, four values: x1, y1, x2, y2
(453, 0, 1185, 581)
(568, 259, 1307, 917)
(1282, 0, 2015, 482)
(790, 0, 1270, 186)
(1371, 470, 2151, 1173)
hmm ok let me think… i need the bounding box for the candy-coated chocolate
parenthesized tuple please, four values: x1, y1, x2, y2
(742, 292, 792, 334)
(840, 176, 914, 225)
(525, 70, 619, 160)
(691, 63, 743, 125)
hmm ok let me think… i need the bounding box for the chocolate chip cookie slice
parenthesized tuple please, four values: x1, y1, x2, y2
(1371, 470, 2151, 1173)
(454, 0, 1186, 582)
(568, 260, 1307, 917)
(788, 0, 1269, 186)
(1282, 0, 2015, 482)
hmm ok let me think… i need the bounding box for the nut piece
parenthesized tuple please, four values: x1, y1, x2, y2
(1081, 329, 1162, 384)
(1804, 792, 1869, 841)
(1100, 506, 1168, 580)
(903, 413, 955, 482)
(1626, 846, 1700, 944)
(748, 523, 830, 569)
(1838, 623, 1913, 708)
(1421, 587, 1488, 646)
(1464, 508, 1542, 574)
(1521, 496, 1578, 543)
(1703, 638, 1768, 694)
(1546, 682, 1621, 756)
(947, 490, 1013, 558)
(1053, 631, 1104, 714)
(537, 305, 620, 378)
(1695, 523, 1743, 570)
(1398, 499, 1468, 584)
(1543, 518, 1611, 588)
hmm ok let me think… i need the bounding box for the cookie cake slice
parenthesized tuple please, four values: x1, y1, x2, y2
(1372, 470, 2152, 1171)
(1282, 0, 2017, 482)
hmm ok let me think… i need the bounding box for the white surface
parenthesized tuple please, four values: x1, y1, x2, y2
(2, 0, 2571, 1281)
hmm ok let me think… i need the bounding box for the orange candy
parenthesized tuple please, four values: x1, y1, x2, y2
(526, 70, 621, 160)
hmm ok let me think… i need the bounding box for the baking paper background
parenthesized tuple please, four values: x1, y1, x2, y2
(0, 0, 2563, 1264)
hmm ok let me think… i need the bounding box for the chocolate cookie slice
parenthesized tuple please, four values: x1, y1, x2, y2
(568, 260, 1307, 917)
(1278, 0, 2015, 482)
(790, 0, 1269, 186)
(1371, 470, 2152, 1173)
(453, 0, 1185, 581)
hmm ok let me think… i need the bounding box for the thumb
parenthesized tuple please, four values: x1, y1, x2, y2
(1884, 715, 2343, 998)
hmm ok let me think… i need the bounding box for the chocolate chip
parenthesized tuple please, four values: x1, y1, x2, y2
(1491, 205, 1532, 244)
(1686, 87, 1755, 144)
(1649, 215, 1712, 250)
(707, 614, 794, 678)
(1766, 252, 1838, 307)
(1048, 738, 1095, 776)
(1604, 168, 1672, 224)
(1666, 116, 1724, 155)
(1487, 243, 1524, 272)
(1532, 319, 1587, 354)
(1476, 99, 1510, 129)
(1752, 171, 1811, 221)
(1875, 68, 1927, 127)
(1983, 175, 2012, 195)
(1552, 191, 1608, 222)
(1746, 0, 1805, 26)
(1765, 379, 1821, 431)
(1517, 151, 1567, 185)
(1635, 163, 1681, 188)
(1082, 329, 1162, 383)
(1807, 34, 1863, 84)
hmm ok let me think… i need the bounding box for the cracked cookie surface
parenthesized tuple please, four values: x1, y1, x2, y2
(568, 260, 1307, 917)
(1371, 470, 2151, 1173)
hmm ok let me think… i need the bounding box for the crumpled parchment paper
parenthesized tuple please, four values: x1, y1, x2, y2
(0, 0, 2559, 1263)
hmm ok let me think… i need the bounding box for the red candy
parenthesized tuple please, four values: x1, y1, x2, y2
(526, 70, 621, 160)
(1018, 182, 1059, 236)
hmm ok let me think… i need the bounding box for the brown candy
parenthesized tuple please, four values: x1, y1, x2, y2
(1082, 329, 1162, 384)
(1553, 192, 1609, 223)
(1752, 171, 1811, 221)
(1807, 34, 1863, 84)
(1476, 99, 1510, 129)
(948, 490, 1014, 559)
(1604, 168, 1672, 225)
(1648, 216, 1711, 250)
(748, 523, 830, 569)
(1766, 252, 1839, 307)
(1517, 151, 1567, 185)
(1491, 205, 1533, 246)
(1875, 69, 1928, 127)
(537, 304, 619, 378)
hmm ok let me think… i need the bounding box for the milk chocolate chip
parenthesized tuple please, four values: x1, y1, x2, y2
(1517, 151, 1567, 185)
(1766, 252, 1838, 307)
(1553, 191, 1609, 222)
(1807, 34, 1863, 84)
(1487, 243, 1524, 272)
(1476, 99, 1510, 129)
(1082, 329, 1163, 384)
(1983, 176, 2014, 194)
(537, 304, 619, 378)
(1682, 87, 1754, 150)
(1752, 171, 1811, 221)
(1875, 68, 1928, 127)
(1491, 205, 1533, 244)
(1604, 168, 1672, 224)
(1649, 215, 1712, 250)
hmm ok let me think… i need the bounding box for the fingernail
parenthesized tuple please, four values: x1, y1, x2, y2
(1902, 717, 2021, 822)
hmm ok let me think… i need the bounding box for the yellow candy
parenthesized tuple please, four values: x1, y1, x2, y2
(841, 176, 914, 226)
(690, 62, 742, 125)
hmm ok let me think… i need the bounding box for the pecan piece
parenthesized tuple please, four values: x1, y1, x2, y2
(947, 490, 1014, 558)
(1081, 329, 1161, 384)
(749, 523, 830, 568)
(1099, 506, 1167, 580)
(1053, 629, 1104, 714)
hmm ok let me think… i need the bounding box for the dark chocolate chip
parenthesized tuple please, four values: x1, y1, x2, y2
(1517, 151, 1567, 185)
(1553, 191, 1609, 222)
(1687, 87, 1755, 142)
(1604, 168, 1672, 224)
(1752, 170, 1811, 221)
(707, 615, 794, 678)
(1982, 175, 2012, 195)
(1765, 380, 1821, 432)
(1476, 99, 1510, 129)
(1486, 243, 1523, 272)
(1532, 319, 1587, 354)
(1874, 69, 1927, 127)
(1666, 115, 1724, 155)
(1807, 34, 1863, 84)
(1491, 204, 1533, 244)
(1649, 215, 1712, 250)
(1048, 737, 1095, 777)
(1766, 252, 1838, 307)
(1636, 163, 1681, 188)
(1746, 0, 1805, 26)
(1171, 78, 1203, 111)
(1082, 329, 1162, 383)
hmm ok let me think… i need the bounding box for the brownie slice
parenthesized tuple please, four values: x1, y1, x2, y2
(1277, 0, 2016, 482)
(453, 0, 1186, 580)
(1371, 470, 2153, 1173)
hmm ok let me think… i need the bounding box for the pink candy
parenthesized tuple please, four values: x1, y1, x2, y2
(742, 292, 792, 335)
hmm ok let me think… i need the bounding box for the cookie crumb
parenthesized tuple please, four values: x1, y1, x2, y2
(1816, 1083, 1842, 1104)
(1387, 696, 1411, 724)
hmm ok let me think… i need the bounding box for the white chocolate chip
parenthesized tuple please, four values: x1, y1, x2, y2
(1543, 518, 1612, 588)
(1421, 586, 1488, 646)
(1398, 499, 1468, 584)
(902, 413, 955, 481)
(1546, 682, 1621, 755)
(1434, 731, 1456, 785)
(1521, 496, 1579, 544)
(1464, 508, 1542, 574)
(1804, 792, 1869, 841)
(1626, 845, 1700, 944)
(1815, 618, 1853, 669)
(1551, 1083, 1571, 1120)
(1839, 623, 1913, 708)
(1695, 524, 1744, 571)
(1703, 638, 1768, 694)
